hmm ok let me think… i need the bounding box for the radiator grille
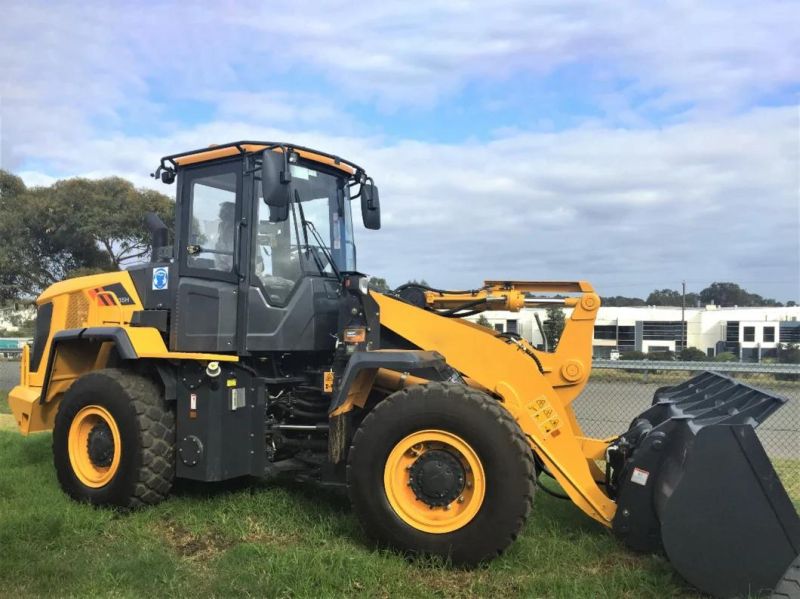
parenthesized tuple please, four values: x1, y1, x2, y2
(66, 292, 89, 329)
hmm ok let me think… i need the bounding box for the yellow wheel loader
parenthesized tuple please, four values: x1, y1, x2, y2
(7, 141, 799, 597)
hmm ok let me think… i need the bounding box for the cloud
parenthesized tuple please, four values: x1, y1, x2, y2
(1, 0, 798, 300)
(239, 0, 800, 110)
(12, 105, 800, 301)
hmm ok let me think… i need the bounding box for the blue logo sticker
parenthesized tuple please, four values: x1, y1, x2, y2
(152, 267, 169, 290)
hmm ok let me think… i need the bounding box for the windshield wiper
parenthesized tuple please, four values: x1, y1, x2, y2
(293, 190, 335, 278)
(304, 218, 341, 280)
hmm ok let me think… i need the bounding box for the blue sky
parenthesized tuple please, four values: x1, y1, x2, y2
(1, 0, 798, 301)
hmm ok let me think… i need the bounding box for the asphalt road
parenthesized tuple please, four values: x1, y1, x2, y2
(0, 361, 18, 391)
(1, 360, 796, 459)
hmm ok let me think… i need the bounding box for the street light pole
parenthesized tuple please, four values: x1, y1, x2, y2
(681, 280, 686, 353)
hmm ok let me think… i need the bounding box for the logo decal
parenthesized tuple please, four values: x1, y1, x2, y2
(87, 283, 133, 306)
(152, 267, 169, 290)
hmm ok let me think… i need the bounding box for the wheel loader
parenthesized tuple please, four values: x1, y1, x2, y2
(7, 141, 799, 597)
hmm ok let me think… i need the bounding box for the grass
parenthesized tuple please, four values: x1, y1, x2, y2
(775, 459, 800, 506)
(0, 431, 698, 598)
(0, 390, 9, 414)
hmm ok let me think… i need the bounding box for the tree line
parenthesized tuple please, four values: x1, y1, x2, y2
(372, 276, 793, 308)
(603, 283, 794, 308)
(0, 170, 173, 302)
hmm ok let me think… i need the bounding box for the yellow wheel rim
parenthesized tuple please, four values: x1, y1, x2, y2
(67, 405, 121, 488)
(384, 429, 486, 534)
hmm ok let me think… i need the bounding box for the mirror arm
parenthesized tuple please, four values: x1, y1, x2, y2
(280, 145, 292, 183)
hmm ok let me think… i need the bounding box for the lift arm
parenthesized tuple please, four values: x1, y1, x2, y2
(373, 281, 617, 525)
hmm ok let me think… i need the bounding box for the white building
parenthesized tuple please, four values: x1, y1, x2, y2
(468, 305, 800, 361)
(0, 305, 36, 333)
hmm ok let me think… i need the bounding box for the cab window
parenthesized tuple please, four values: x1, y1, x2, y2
(187, 172, 237, 272)
(254, 164, 346, 305)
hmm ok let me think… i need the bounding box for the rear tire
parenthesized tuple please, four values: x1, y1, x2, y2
(347, 382, 535, 566)
(53, 368, 175, 508)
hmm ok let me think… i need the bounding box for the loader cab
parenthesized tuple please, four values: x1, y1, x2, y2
(138, 142, 379, 356)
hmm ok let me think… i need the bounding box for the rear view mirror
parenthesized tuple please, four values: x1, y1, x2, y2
(261, 150, 292, 222)
(360, 182, 381, 230)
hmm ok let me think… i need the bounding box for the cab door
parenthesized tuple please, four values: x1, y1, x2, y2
(171, 159, 243, 352)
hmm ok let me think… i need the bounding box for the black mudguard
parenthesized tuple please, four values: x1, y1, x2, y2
(611, 372, 800, 598)
(328, 349, 448, 413)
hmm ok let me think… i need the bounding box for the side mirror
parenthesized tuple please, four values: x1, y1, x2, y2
(360, 182, 381, 230)
(261, 150, 292, 222)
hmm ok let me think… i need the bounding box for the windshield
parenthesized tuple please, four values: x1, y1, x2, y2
(255, 162, 356, 305)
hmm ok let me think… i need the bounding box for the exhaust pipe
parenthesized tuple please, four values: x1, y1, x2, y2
(144, 212, 169, 262)
(609, 372, 800, 597)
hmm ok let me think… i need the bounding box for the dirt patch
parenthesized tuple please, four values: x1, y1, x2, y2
(239, 515, 301, 546)
(579, 551, 645, 576)
(157, 516, 299, 561)
(158, 521, 233, 560)
(0, 414, 17, 431)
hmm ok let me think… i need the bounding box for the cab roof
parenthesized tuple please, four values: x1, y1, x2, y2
(157, 141, 364, 177)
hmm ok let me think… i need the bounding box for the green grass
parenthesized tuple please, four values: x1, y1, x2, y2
(775, 459, 800, 508)
(0, 390, 9, 414)
(0, 432, 698, 598)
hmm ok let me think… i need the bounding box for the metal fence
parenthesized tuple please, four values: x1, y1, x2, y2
(1, 358, 797, 499)
(576, 360, 800, 500)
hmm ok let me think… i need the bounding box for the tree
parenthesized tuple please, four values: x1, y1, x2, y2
(601, 295, 646, 307)
(0, 170, 26, 203)
(405, 279, 430, 287)
(778, 343, 800, 364)
(699, 282, 781, 307)
(679, 347, 706, 361)
(475, 314, 491, 329)
(368, 276, 391, 293)
(777, 343, 800, 380)
(542, 306, 566, 348)
(0, 171, 174, 300)
(645, 288, 700, 307)
(713, 351, 738, 362)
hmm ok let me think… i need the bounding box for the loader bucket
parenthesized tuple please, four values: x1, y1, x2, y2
(610, 372, 800, 598)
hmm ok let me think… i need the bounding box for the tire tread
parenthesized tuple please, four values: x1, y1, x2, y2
(53, 368, 174, 508)
(347, 382, 536, 564)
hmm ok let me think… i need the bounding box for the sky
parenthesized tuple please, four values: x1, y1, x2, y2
(1, 0, 798, 301)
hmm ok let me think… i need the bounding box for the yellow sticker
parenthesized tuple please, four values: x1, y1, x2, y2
(226, 379, 237, 388)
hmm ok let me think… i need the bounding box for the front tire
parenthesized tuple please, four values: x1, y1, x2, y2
(347, 382, 535, 565)
(53, 368, 175, 507)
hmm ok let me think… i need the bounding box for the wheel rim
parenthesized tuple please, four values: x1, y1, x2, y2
(68, 405, 121, 488)
(384, 429, 486, 534)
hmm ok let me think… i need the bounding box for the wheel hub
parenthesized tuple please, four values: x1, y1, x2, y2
(408, 449, 466, 507)
(87, 422, 115, 468)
